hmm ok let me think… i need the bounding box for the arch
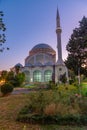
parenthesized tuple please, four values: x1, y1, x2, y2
(23, 70, 30, 83)
(44, 70, 52, 82)
(33, 70, 42, 82)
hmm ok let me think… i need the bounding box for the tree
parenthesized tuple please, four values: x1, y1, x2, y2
(0, 70, 8, 80)
(0, 11, 9, 52)
(65, 16, 87, 76)
(6, 71, 25, 87)
(6, 71, 15, 85)
(13, 73, 25, 87)
(15, 65, 21, 74)
(1, 82, 13, 96)
(59, 73, 67, 84)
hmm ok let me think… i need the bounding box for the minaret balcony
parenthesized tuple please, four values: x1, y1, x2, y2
(56, 27, 62, 33)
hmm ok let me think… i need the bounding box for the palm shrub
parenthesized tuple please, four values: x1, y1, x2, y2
(0, 82, 13, 95)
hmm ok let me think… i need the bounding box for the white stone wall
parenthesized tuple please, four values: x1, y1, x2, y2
(21, 66, 53, 83)
(55, 65, 68, 83)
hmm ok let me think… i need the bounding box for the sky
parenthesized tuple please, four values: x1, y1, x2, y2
(0, 0, 87, 71)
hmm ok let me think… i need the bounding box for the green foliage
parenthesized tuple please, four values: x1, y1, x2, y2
(58, 84, 78, 95)
(68, 70, 76, 84)
(0, 70, 8, 80)
(6, 71, 15, 85)
(65, 16, 87, 76)
(0, 82, 13, 95)
(0, 70, 25, 88)
(19, 105, 34, 115)
(47, 81, 57, 90)
(0, 11, 9, 52)
(24, 84, 37, 89)
(28, 91, 48, 114)
(83, 77, 87, 82)
(59, 73, 67, 84)
(41, 125, 86, 130)
(81, 84, 87, 96)
(17, 84, 87, 125)
(13, 73, 25, 87)
(15, 65, 20, 74)
(17, 113, 87, 125)
(78, 97, 87, 114)
(5, 71, 25, 87)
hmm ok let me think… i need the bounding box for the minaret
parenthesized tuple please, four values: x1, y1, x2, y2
(55, 8, 68, 83)
(56, 8, 64, 65)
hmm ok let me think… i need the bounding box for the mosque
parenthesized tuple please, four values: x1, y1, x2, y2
(13, 9, 68, 83)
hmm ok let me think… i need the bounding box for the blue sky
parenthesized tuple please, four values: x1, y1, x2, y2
(0, 0, 87, 70)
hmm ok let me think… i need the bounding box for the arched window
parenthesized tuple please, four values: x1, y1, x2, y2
(44, 70, 52, 82)
(33, 70, 42, 82)
(24, 70, 30, 82)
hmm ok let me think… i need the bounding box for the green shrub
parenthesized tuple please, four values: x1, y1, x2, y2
(17, 88, 87, 125)
(59, 73, 67, 84)
(47, 81, 57, 90)
(83, 77, 87, 82)
(0, 82, 13, 95)
(17, 113, 87, 125)
(28, 91, 48, 114)
(19, 105, 34, 115)
(78, 97, 87, 114)
(69, 79, 74, 84)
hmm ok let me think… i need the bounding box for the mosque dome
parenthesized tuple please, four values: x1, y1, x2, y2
(29, 43, 55, 56)
(32, 43, 53, 50)
(25, 43, 56, 66)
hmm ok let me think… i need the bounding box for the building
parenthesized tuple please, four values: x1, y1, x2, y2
(13, 9, 68, 83)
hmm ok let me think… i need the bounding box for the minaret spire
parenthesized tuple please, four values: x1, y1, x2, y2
(56, 8, 64, 65)
(56, 8, 60, 27)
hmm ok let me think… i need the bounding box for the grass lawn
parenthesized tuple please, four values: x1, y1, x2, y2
(82, 82, 87, 87)
(24, 84, 37, 89)
(81, 82, 87, 96)
(0, 92, 87, 130)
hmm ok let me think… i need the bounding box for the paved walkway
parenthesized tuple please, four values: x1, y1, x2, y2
(12, 88, 30, 94)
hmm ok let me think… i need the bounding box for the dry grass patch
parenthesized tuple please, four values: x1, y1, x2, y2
(0, 93, 41, 130)
(44, 103, 56, 115)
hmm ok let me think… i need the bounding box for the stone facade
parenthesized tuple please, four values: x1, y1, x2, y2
(20, 43, 56, 83)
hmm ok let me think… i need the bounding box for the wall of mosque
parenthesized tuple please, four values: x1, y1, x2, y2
(25, 53, 55, 66)
(21, 66, 53, 83)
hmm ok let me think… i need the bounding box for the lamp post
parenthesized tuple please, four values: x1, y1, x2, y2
(78, 67, 80, 86)
(78, 66, 81, 94)
(74, 52, 81, 94)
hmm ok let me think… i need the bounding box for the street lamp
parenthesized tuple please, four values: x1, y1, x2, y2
(74, 52, 81, 94)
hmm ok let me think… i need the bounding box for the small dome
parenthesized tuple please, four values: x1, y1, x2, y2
(14, 63, 23, 67)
